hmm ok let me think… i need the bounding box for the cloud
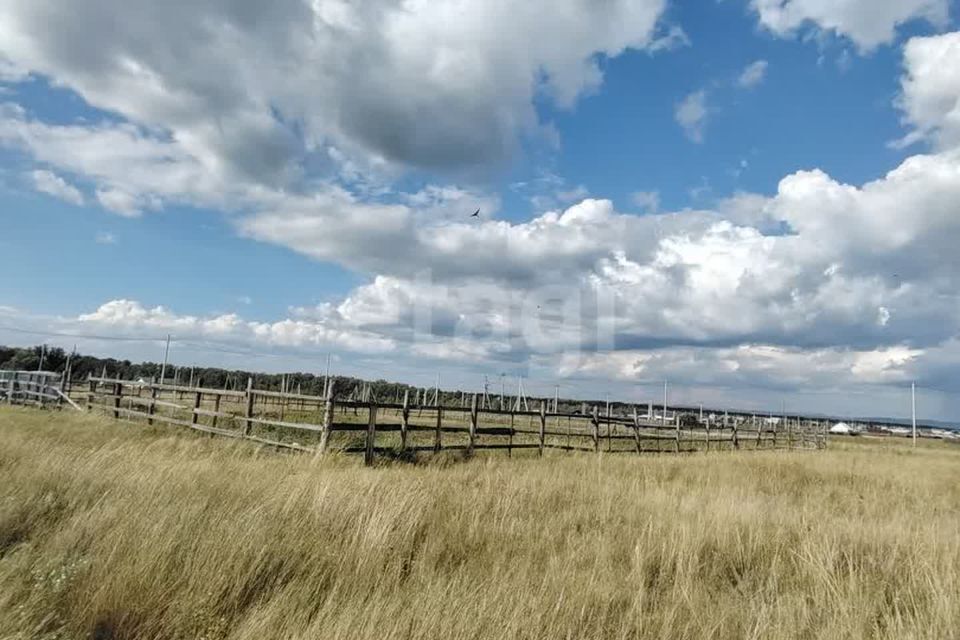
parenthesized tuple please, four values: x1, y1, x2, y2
(76, 299, 394, 354)
(894, 31, 960, 150)
(630, 190, 660, 212)
(0, 109, 226, 214)
(95, 188, 151, 217)
(0, 0, 673, 180)
(555, 343, 922, 389)
(737, 60, 769, 88)
(751, 0, 950, 52)
(647, 25, 691, 53)
(29, 169, 83, 205)
(0, 55, 26, 83)
(556, 185, 590, 203)
(675, 90, 709, 143)
(94, 232, 116, 245)
(2, 16, 960, 414)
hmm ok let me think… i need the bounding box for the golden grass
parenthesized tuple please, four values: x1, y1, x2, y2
(1, 407, 958, 640)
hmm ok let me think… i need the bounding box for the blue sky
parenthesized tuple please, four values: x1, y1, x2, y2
(1, 0, 959, 421)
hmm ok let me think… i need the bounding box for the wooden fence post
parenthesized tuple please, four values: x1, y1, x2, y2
(705, 414, 710, 452)
(632, 406, 641, 454)
(243, 377, 254, 437)
(365, 403, 377, 466)
(733, 415, 739, 450)
(591, 406, 600, 453)
(4, 373, 12, 405)
(400, 389, 410, 453)
(468, 393, 478, 456)
(192, 389, 202, 426)
(147, 378, 157, 425)
(112, 379, 121, 420)
(211, 392, 221, 429)
(317, 379, 336, 454)
(86, 376, 95, 411)
(37, 373, 46, 409)
(674, 414, 680, 453)
(433, 405, 443, 453)
(538, 401, 546, 457)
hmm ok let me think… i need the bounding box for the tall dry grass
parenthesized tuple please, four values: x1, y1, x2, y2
(0, 406, 958, 640)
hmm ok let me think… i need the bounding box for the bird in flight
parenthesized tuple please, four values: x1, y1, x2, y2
(470, 208, 480, 218)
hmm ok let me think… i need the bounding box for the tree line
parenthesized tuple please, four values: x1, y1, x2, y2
(0, 344, 429, 404)
(1, 344, 602, 412)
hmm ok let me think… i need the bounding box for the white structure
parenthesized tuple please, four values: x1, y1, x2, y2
(829, 422, 859, 435)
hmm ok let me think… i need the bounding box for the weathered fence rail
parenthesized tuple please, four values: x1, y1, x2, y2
(58, 375, 826, 464)
(0, 370, 83, 411)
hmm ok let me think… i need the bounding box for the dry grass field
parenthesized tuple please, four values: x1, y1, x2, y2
(0, 406, 958, 640)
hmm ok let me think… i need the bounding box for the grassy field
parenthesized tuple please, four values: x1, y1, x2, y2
(1, 407, 958, 639)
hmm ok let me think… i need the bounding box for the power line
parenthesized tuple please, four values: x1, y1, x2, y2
(0, 325, 169, 343)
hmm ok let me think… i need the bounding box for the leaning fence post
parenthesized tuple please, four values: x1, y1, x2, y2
(364, 402, 378, 466)
(632, 406, 642, 454)
(211, 390, 221, 429)
(317, 379, 336, 454)
(400, 389, 410, 452)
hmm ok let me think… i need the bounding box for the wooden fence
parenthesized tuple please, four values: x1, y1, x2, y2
(0, 370, 83, 410)
(65, 375, 827, 464)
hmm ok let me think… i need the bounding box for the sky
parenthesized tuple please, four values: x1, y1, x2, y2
(1, 0, 959, 421)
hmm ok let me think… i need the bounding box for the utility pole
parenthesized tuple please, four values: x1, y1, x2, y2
(434, 372, 440, 407)
(63, 345, 76, 389)
(500, 373, 505, 411)
(554, 384, 560, 413)
(662, 380, 668, 424)
(160, 334, 171, 384)
(37, 344, 46, 372)
(515, 376, 529, 412)
(911, 382, 917, 447)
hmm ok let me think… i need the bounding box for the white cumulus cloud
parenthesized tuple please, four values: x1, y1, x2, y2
(29, 169, 83, 206)
(894, 31, 960, 150)
(675, 90, 709, 143)
(737, 60, 769, 88)
(0, 0, 673, 181)
(751, 0, 950, 51)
